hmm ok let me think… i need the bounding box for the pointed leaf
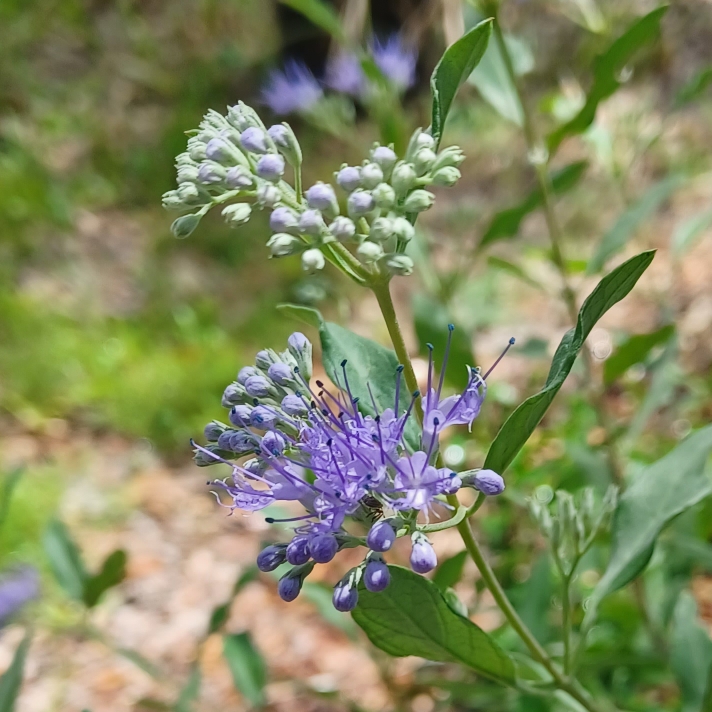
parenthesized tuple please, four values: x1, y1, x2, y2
(593, 426, 712, 605)
(82, 549, 127, 608)
(547, 6, 668, 153)
(674, 66, 712, 108)
(223, 632, 267, 707)
(43, 519, 87, 601)
(484, 250, 655, 474)
(0, 632, 31, 712)
(278, 0, 344, 41)
(587, 174, 683, 274)
(352, 565, 516, 686)
(276, 303, 324, 330)
(430, 19, 493, 144)
(603, 324, 674, 385)
(672, 206, 712, 257)
(174, 665, 201, 712)
(432, 550, 468, 591)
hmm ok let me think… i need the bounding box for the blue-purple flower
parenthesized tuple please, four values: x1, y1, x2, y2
(0, 567, 39, 626)
(371, 35, 417, 92)
(261, 60, 323, 116)
(325, 51, 366, 97)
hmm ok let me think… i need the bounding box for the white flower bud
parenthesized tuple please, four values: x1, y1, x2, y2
(227, 102, 263, 131)
(299, 209, 325, 235)
(267, 233, 302, 257)
(432, 166, 461, 187)
(268, 123, 303, 166)
(302, 248, 325, 273)
(329, 216, 356, 242)
(392, 217, 415, 242)
(187, 139, 207, 162)
(370, 217, 394, 242)
(162, 190, 184, 210)
(414, 148, 437, 175)
(385, 254, 414, 276)
(356, 241, 384, 264)
(177, 165, 200, 183)
(370, 145, 397, 174)
(222, 203, 252, 226)
(405, 128, 435, 161)
(432, 146, 465, 172)
(415, 132, 435, 151)
(360, 162, 384, 189)
(391, 162, 417, 195)
(257, 183, 281, 207)
(372, 183, 396, 210)
(403, 189, 435, 213)
(178, 182, 201, 203)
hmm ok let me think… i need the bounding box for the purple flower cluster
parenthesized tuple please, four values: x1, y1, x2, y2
(263, 34, 417, 116)
(0, 567, 39, 626)
(196, 328, 508, 611)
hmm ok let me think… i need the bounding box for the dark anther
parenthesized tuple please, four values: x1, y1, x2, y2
(315, 380, 324, 388)
(341, 359, 347, 367)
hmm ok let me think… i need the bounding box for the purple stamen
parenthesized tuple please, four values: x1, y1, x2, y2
(437, 324, 455, 400)
(394, 365, 404, 416)
(426, 343, 434, 397)
(483, 337, 516, 380)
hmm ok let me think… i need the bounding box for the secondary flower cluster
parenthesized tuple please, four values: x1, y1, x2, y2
(196, 329, 505, 611)
(263, 35, 417, 115)
(162, 102, 464, 279)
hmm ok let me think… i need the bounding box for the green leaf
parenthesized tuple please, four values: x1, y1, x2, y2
(432, 551, 468, 591)
(0, 633, 31, 712)
(468, 33, 533, 126)
(43, 519, 87, 601)
(352, 566, 516, 685)
(670, 592, 712, 712)
(672, 206, 712, 257)
(484, 250, 655, 474)
(412, 294, 474, 391)
(593, 426, 712, 605)
(0, 468, 23, 531)
(674, 66, 712, 108)
(170, 214, 201, 239)
(276, 303, 324, 330)
(430, 19, 492, 144)
(223, 633, 267, 707)
(320, 321, 420, 450)
(487, 256, 542, 290)
(603, 324, 674, 385)
(547, 6, 668, 153)
(479, 161, 588, 248)
(278, 0, 344, 41)
(174, 665, 201, 712)
(587, 175, 683, 273)
(82, 549, 127, 608)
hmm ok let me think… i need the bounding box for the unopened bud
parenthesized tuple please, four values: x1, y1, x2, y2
(336, 165, 361, 192)
(267, 233, 302, 257)
(226, 166, 253, 189)
(370, 145, 397, 174)
(391, 162, 417, 195)
(302, 248, 325, 273)
(403, 189, 435, 213)
(256, 153, 285, 181)
(240, 126, 269, 154)
(372, 183, 396, 210)
(360, 162, 384, 189)
(329, 216, 356, 242)
(357, 241, 384, 264)
(432, 166, 461, 186)
(347, 190, 375, 218)
(171, 213, 201, 239)
(198, 162, 226, 185)
(298, 209, 325, 235)
(268, 122, 302, 166)
(385, 254, 414, 276)
(306, 182, 339, 216)
(392, 216, 415, 242)
(257, 183, 280, 207)
(369, 217, 393, 242)
(222, 203, 252, 226)
(414, 148, 437, 175)
(177, 182, 201, 203)
(432, 146, 465, 171)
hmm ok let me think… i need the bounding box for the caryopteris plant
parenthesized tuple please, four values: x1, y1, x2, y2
(162, 16, 710, 712)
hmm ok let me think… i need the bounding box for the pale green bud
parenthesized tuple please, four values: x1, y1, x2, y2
(175, 152, 195, 167)
(222, 203, 252, 226)
(178, 182, 201, 203)
(171, 213, 201, 239)
(414, 148, 437, 175)
(162, 190, 184, 210)
(384, 254, 414, 276)
(392, 217, 415, 242)
(267, 233, 302, 257)
(177, 165, 200, 184)
(268, 123, 302, 167)
(391, 161, 417, 195)
(187, 138, 207, 162)
(302, 248, 325, 273)
(405, 128, 434, 161)
(372, 183, 396, 210)
(227, 101, 263, 131)
(369, 217, 394, 242)
(432, 146, 465, 171)
(257, 183, 281, 207)
(361, 162, 384, 189)
(403, 189, 435, 213)
(432, 166, 461, 187)
(356, 241, 384, 264)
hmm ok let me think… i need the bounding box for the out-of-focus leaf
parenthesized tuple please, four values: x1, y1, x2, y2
(556, 0, 607, 33)
(547, 6, 669, 153)
(587, 174, 683, 273)
(674, 66, 712, 108)
(468, 33, 534, 125)
(442, 587, 469, 617)
(0, 632, 31, 712)
(276, 303, 324, 330)
(670, 592, 712, 712)
(302, 582, 358, 639)
(43, 519, 87, 601)
(672, 206, 712, 257)
(0, 468, 22, 531)
(412, 294, 474, 391)
(603, 324, 674, 384)
(487, 256, 542, 290)
(479, 161, 588, 248)
(509, 555, 553, 645)
(432, 551, 468, 591)
(115, 647, 163, 679)
(278, 0, 344, 41)
(352, 566, 516, 685)
(430, 19, 492, 144)
(484, 250, 655, 474)
(82, 549, 127, 608)
(174, 665, 201, 712)
(223, 632, 267, 707)
(209, 567, 258, 635)
(593, 426, 712, 605)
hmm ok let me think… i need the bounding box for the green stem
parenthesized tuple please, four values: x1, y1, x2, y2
(562, 573, 572, 675)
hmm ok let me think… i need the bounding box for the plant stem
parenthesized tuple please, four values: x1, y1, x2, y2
(562, 573, 572, 675)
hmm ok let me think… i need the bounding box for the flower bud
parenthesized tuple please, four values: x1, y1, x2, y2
(177, 182, 201, 203)
(222, 203, 252, 226)
(302, 248, 325, 273)
(385, 254, 414, 276)
(309, 534, 338, 564)
(414, 148, 437, 175)
(257, 544, 287, 572)
(244, 375, 272, 398)
(306, 182, 339, 216)
(364, 559, 390, 592)
(392, 216, 415, 242)
(222, 382, 246, 407)
(237, 366, 260, 385)
(270, 207, 299, 234)
(432, 166, 461, 187)
(329, 216, 356, 242)
(278, 571, 303, 602)
(250, 405, 278, 429)
(203, 420, 226, 442)
(255, 349, 276, 370)
(367, 520, 396, 552)
(298, 209, 325, 235)
(372, 183, 395, 210)
(171, 214, 201, 239)
(406, 129, 435, 160)
(267, 233, 302, 258)
(391, 162, 417, 195)
(226, 166, 253, 189)
(432, 146, 465, 171)
(243, 457, 267, 477)
(257, 183, 280, 207)
(332, 575, 359, 612)
(162, 190, 184, 210)
(218, 429, 255, 454)
(360, 162, 384, 189)
(198, 162, 226, 185)
(177, 165, 200, 183)
(370, 217, 394, 242)
(371, 145, 397, 174)
(336, 165, 361, 192)
(194, 444, 223, 466)
(256, 154, 285, 182)
(287, 332, 312, 379)
(187, 139, 207, 162)
(229, 404, 252, 426)
(268, 123, 302, 166)
(286, 537, 311, 566)
(347, 190, 375, 218)
(240, 126, 269, 154)
(267, 362, 293, 386)
(262, 430, 286, 454)
(175, 152, 194, 166)
(228, 102, 262, 131)
(461, 469, 505, 496)
(205, 137, 236, 163)
(410, 532, 437, 574)
(403, 189, 435, 213)
(281, 394, 307, 417)
(357, 241, 384, 264)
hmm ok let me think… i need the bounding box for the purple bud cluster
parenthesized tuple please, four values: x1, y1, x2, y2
(197, 328, 507, 611)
